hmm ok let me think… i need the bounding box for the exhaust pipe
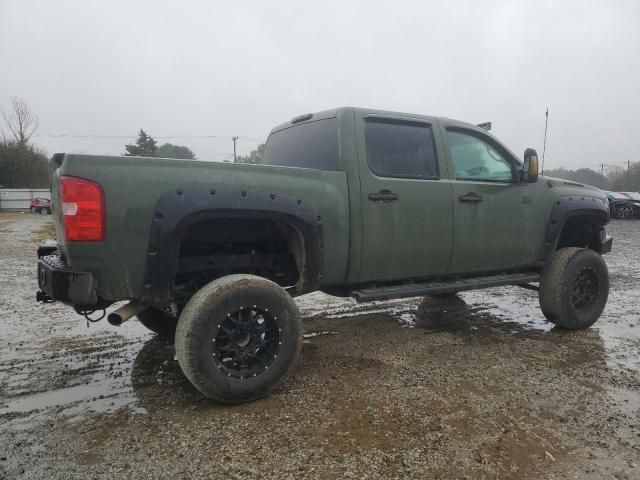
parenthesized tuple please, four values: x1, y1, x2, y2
(107, 301, 147, 326)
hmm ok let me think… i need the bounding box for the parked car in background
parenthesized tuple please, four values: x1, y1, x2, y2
(604, 191, 640, 219)
(30, 197, 51, 215)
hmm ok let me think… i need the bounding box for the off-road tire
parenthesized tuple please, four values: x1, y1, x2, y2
(539, 247, 609, 330)
(136, 307, 178, 339)
(175, 274, 302, 404)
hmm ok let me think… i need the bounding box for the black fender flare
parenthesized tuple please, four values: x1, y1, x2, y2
(540, 195, 610, 263)
(140, 186, 324, 306)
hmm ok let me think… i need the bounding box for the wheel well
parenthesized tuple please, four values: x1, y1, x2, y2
(556, 215, 605, 252)
(173, 218, 305, 301)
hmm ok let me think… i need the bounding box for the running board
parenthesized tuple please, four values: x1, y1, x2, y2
(351, 272, 541, 303)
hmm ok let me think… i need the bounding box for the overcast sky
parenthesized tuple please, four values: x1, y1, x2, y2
(1, 0, 638, 170)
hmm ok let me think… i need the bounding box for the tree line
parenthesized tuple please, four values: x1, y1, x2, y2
(124, 129, 196, 159)
(125, 129, 266, 163)
(0, 97, 50, 188)
(544, 166, 640, 191)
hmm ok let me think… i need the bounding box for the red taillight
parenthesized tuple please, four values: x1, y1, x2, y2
(60, 176, 105, 242)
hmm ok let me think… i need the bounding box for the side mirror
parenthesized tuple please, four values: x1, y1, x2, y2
(522, 148, 539, 183)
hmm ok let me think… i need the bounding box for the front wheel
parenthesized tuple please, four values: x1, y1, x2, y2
(539, 248, 609, 330)
(175, 274, 302, 404)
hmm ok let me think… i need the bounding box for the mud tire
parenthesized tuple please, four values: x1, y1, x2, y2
(175, 274, 302, 404)
(136, 307, 178, 339)
(539, 247, 609, 330)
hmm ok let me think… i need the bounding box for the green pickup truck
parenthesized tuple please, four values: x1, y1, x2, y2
(37, 107, 612, 403)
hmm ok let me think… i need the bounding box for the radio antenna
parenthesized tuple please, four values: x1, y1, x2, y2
(541, 108, 549, 175)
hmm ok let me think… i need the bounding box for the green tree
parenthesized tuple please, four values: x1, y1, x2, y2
(156, 143, 196, 159)
(0, 141, 50, 188)
(236, 143, 265, 164)
(124, 129, 158, 156)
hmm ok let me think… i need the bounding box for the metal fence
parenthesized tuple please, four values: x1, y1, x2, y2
(0, 189, 51, 210)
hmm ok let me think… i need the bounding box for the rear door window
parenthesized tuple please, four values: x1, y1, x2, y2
(365, 120, 439, 179)
(261, 118, 339, 170)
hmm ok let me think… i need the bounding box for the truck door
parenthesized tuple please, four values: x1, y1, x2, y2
(357, 115, 454, 282)
(444, 126, 545, 273)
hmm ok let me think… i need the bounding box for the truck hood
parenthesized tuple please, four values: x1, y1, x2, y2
(542, 176, 606, 196)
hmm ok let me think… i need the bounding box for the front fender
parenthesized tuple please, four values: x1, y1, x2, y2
(540, 195, 611, 262)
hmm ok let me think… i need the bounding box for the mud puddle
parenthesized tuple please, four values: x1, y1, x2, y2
(1, 213, 639, 479)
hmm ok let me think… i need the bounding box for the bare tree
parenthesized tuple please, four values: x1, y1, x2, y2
(1, 97, 39, 146)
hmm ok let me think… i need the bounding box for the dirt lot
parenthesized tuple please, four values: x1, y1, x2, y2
(0, 212, 638, 479)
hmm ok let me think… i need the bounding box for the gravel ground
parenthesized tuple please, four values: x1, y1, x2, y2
(0, 211, 638, 479)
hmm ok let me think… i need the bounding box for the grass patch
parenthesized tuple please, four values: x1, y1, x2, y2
(0, 211, 26, 222)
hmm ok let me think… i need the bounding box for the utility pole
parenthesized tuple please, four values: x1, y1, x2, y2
(232, 136, 239, 163)
(541, 108, 549, 175)
(600, 163, 605, 188)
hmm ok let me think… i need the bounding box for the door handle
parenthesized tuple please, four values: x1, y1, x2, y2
(368, 190, 399, 202)
(458, 192, 483, 203)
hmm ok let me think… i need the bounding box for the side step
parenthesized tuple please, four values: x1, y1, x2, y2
(351, 272, 541, 303)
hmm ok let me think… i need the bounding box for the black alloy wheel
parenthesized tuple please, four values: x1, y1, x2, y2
(213, 307, 280, 379)
(616, 204, 634, 219)
(571, 268, 601, 310)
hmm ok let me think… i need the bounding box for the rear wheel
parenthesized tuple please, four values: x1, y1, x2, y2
(136, 307, 178, 339)
(539, 248, 609, 329)
(175, 274, 302, 404)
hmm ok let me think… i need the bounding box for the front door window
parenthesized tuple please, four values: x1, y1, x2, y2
(447, 130, 513, 182)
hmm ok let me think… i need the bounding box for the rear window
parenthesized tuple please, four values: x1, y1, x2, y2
(365, 120, 439, 179)
(261, 118, 339, 170)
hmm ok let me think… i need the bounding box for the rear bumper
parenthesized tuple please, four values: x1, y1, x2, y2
(37, 241, 97, 306)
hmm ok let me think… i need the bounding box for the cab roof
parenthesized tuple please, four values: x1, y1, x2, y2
(269, 106, 489, 136)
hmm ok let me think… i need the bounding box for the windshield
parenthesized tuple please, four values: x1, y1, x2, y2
(261, 118, 339, 170)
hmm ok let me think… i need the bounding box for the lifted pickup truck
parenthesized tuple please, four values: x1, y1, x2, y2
(37, 107, 613, 403)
